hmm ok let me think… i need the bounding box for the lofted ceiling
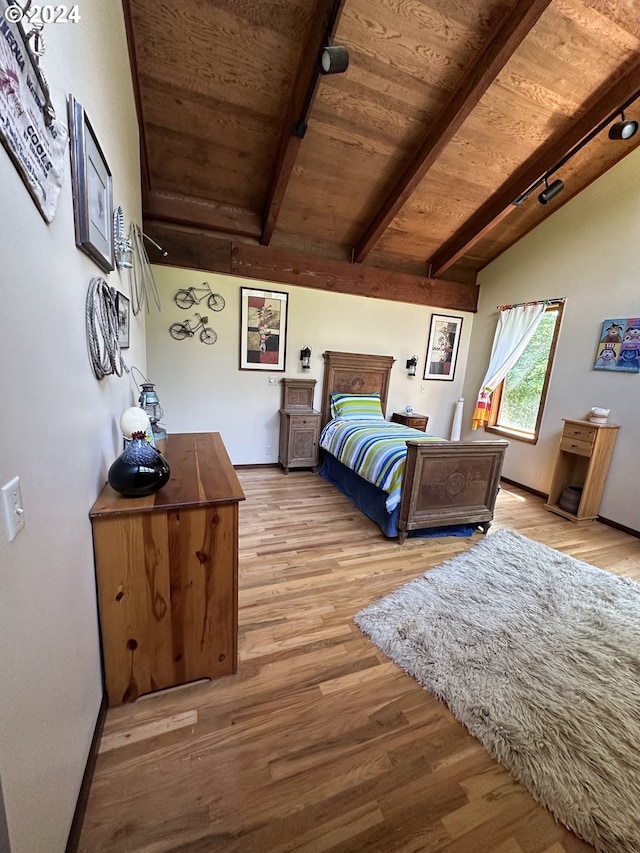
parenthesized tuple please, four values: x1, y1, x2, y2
(123, 0, 640, 312)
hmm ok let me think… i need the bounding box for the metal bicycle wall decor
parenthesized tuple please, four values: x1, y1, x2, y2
(169, 313, 217, 345)
(174, 281, 225, 312)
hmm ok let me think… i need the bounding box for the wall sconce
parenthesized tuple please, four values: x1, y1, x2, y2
(320, 45, 349, 75)
(406, 355, 418, 376)
(538, 177, 564, 205)
(300, 346, 312, 369)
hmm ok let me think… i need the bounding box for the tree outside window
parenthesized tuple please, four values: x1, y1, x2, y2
(486, 303, 563, 443)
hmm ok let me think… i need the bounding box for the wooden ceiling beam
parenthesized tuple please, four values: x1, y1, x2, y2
(428, 65, 640, 277)
(352, 0, 553, 264)
(121, 0, 150, 192)
(260, 0, 347, 247)
(141, 220, 478, 313)
(144, 190, 262, 240)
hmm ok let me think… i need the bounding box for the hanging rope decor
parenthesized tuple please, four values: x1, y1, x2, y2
(85, 276, 123, 379)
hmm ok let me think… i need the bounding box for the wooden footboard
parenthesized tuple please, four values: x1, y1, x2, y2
(397, 440, 508, 544)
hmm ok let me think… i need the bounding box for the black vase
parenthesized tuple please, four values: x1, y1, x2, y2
(108, 436, 170, 497)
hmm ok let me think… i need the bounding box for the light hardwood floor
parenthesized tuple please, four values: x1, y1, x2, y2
(78, 468, 640, 852)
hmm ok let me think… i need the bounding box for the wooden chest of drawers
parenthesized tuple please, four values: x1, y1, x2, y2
(89, 433, 245, 706)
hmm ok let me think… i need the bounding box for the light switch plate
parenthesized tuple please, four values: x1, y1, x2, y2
(2, 477, 25, 541)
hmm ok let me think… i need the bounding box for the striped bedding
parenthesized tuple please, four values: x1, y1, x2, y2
(319, 419, 441, 512)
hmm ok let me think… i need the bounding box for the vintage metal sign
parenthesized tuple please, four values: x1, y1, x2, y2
(0, 1, 67, 222)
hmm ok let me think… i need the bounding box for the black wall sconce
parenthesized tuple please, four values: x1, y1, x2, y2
(300, 346, 312, 369)
(406, 355, 418, 376)
(320, 45, 349, 75)
(538, 177, 564, 205)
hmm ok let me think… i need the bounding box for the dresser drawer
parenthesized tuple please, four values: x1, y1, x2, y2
(560, 436, 593, 456)
(562, 424, 596, 444)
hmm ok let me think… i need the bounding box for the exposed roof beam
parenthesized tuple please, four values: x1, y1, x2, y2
(428, 63, 640, 277)
(121, 0, 151, 192)
(260, 0, 347, 246)
(352, 0, 553, 264)
(145, 190, 262, 239)
(141, 220, 479, 313)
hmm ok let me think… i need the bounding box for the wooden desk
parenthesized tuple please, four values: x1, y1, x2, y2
(90, 432, 245, 706)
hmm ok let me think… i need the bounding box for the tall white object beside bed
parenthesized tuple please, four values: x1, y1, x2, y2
(320, 351, 508, 543)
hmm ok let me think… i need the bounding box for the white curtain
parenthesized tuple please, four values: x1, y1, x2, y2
(472, 302, 546, 429)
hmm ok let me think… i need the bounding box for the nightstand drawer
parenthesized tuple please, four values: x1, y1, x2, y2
(562, 424, 596, 444)
(560, 436, 592, 456)
(391, 412, 429, 432)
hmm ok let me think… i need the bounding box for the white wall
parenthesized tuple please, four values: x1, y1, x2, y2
(462, 146, 640, 530)
(146, 267, 475, 462)
(0, 4, 142, 850)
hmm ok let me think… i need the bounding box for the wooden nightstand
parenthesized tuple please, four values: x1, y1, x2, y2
(544, 418, 619, 522)
(278, 379, 321, 473)
(391, 412, 429, 432)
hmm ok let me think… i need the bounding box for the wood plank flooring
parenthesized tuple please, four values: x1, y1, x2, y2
(78, 468, 640, 853)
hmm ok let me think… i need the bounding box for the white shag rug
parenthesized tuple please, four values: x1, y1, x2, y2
(354, 529, 640, 853)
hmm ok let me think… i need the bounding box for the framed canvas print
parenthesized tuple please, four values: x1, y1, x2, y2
(424, 314, 463, 381)
(116, 292, 130, 349)
(68, 95, 114, 272)
(240, 287, 288, 370)
(593, 317, 640, 372)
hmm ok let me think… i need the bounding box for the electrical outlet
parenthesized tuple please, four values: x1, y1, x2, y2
(265, 445, 271, 456)
(2, 476, 25, 542)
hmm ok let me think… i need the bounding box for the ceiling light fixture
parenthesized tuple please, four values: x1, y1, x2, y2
(608, 112, 639, 140)
(513, 97, 640, 208)
(538, 177, 564, 205)
(320, 45, 349, 75)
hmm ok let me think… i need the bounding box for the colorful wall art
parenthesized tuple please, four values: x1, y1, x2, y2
(593, 317, 640, 373)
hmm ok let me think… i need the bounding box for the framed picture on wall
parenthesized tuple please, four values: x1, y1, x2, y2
(239, 287, 288, 370)
(68, 95, 114, 272)
(424, 314, 463, 381)
(116, 292, 130, 349)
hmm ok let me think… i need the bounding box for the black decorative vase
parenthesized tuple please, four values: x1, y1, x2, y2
(108, 433, 170, 497)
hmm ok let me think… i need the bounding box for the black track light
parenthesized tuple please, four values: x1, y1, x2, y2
(538, 178, 564, 205)
(320, 45, 349, 75)
(608, 112, 639, 140)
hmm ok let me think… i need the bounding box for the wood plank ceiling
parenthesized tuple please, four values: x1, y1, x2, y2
(123, 0, 640, 312)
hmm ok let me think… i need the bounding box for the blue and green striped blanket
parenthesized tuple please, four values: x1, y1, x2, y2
(319, 419, 440, 512)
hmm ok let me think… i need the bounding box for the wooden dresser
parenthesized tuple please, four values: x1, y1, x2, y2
(89, 432, 245, 707)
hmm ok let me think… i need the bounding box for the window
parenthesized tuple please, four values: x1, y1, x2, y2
(486, 302, 563, 443)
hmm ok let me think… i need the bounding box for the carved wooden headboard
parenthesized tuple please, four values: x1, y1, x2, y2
(321, 351, 396, 427)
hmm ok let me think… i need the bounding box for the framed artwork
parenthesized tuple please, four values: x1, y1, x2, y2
(68, 95, 114, 272)
(240, 287, 288, 370)
(593, 317, 640, 372)
(116, 292, 130, 349)
(424, 314, 463, 381)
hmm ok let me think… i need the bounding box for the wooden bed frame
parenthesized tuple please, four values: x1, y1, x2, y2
(321, 351, 508, 543)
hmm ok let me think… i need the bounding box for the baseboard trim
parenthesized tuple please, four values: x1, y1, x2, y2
(499, 476, 547, 500)
(234, 463, 280, 469)
(500, 477, 640, 538)
(65, 693, 108, 852)
(597, 516, 640, 539)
